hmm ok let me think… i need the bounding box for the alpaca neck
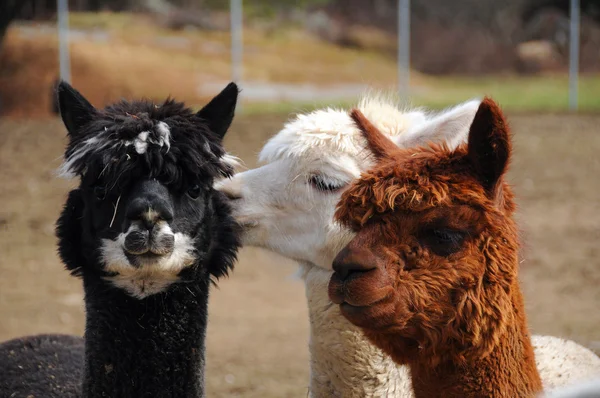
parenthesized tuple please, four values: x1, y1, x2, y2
(409, 289, 542, 398)
(301, 264, 412, 398)
(81, 273, 208, 398)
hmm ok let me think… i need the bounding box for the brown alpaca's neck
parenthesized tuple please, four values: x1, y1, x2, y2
(409, 290, 542, 398)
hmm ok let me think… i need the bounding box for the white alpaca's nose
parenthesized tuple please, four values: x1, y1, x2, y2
(215, 176, 243, 201)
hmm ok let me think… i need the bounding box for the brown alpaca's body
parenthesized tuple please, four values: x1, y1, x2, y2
(329, 100, 543, 397)
(409, 290, 541, 398)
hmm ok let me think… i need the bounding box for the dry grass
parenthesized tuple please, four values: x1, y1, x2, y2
(1, 113, 599, 396)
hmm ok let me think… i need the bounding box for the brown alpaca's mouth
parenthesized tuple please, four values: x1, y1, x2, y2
(340, 302, 368, 312)
(338, 301, 395, 330)
(339, 302, 377, 322)
(328, 269, 393, 306)
(338, 291, 405, 331)
(328, 272, 346, 305)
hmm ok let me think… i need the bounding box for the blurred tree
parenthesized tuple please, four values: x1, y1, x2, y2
(202, 0, 332, 17)
(312, 0, 600, 74)
(524, 0, 600, 22)
(0, 0, 27, 50)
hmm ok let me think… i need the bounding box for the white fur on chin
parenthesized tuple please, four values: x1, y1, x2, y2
(101, 230, 196, 299)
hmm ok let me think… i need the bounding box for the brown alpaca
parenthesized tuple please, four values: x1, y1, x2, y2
(328, 99, 544, 398)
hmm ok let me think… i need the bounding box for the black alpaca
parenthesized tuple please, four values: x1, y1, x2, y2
(0, 81, 241, 397)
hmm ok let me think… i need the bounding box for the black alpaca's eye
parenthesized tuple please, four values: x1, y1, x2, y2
(309, 175, 345, 192)
(422, 228, 466, 257)
(187, 184, 202, 199)
(93, 186, 106, 201)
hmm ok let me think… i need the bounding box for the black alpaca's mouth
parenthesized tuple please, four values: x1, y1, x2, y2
(125, 251, 167, 267)
(124, 228, 175, 256)
(137, 252, 163, 260)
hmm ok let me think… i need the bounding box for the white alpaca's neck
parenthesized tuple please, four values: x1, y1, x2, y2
(300, 264, 413, 398)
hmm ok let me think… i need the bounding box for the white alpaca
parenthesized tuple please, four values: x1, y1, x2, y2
(540, 378, 600, 397)
(217, 96, 600, 397)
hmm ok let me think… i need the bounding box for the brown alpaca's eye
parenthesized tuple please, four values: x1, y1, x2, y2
(309, 175, 345, 192)
(422, 228, 466, 257)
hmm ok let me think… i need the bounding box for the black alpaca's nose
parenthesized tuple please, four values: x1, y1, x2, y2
(127, 196, 174, 230)
(332, 246, 377, 280)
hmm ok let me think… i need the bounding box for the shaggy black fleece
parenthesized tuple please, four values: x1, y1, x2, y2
(0, 81, 241, 398)
(54, 187, 239, 397)
(0, 334, 83, 398)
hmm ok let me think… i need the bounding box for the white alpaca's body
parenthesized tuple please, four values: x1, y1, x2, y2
(303, 265, 410, 397)
(217, 96, 600, 397)
(540, 378, 600, 398)
(533, 336, 600, 391)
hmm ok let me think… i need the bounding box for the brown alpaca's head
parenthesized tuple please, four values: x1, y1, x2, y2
(328, 98, 520, 366)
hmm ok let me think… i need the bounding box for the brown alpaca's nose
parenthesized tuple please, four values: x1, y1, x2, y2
(332, 246, 377, 280)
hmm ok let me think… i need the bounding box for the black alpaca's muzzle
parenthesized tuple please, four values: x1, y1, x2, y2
(124, 224, 175, 254)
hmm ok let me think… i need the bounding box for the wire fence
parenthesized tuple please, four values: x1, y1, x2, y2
(55, 0, 585, 111)
(569, 0, 580, 110)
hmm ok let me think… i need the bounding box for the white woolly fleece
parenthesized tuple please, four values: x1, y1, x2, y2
(217, 93, 600, 397)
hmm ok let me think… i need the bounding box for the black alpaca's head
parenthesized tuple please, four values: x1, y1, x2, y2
(55, 81, 241, 298)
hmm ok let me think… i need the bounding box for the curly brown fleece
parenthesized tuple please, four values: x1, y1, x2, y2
(329, 98, 543, 398)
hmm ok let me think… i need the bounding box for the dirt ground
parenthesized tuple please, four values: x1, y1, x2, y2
(0, 113, 599, 397)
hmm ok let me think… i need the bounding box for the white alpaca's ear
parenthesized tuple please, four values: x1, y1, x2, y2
(395, 99, 481, 150)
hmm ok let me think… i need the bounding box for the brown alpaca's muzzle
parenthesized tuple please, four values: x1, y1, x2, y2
(329, 244, 397, 328)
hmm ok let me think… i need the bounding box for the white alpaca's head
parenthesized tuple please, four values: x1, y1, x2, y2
(216, 96, 481, 270)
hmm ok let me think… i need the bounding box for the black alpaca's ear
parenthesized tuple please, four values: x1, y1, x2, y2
(467, 97, 511, 199)
(57, 81, 97, 137)
(196, 82, 239, 140)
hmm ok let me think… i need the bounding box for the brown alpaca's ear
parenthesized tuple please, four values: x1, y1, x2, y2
(466, 98, 511, 200)
(350, 109, 399, 160)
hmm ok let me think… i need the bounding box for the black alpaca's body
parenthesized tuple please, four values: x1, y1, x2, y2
(0, 81, 240, 398)
(81, 277, 209, 396)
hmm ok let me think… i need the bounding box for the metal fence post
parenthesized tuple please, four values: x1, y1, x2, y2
(398, 0, 410, 98)
(569, 0, 580, 111)
(57, 0, 71, 84)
